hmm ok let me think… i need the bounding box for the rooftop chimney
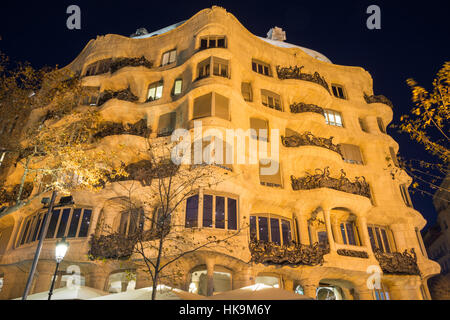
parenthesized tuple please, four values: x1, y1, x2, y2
(267, 27, 286, 42)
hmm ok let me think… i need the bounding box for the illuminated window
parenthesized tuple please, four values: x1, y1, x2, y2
(161, 49, 176, 66)
(185, 193, 238, 230)
(173, 79, 183, 95)
(250, 214, 292, 245)
(340, 222, 360, 245)
(324, 109, 343, 127)
(197, 57, 229, 79)
(367, 225, 393, 253)
(147, 81, 164, 101)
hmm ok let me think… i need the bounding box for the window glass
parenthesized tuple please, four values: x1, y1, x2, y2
(147, 82, 163, 101)
(252, 60, 271, 76)
(20, 219, 31, 245)
(270, 218, 281, 245)
(185, 195, 199, 228)
(174, 79, 182, 95)
(215, 196, 225, 229)
(261, 90, 281, 111)
(227, 198, 237, 230)
(340, 223, 347, 245)
(46, 209, 61, 238)
(381, 229, 391, 253)
(31, 215, 42, 242)
(78, 209, 92, 237)
(368, 226, 377, 250)
(258, 217, 269, 242)
(324, 109, 343, 127)
(37, 214, 47, 241)
(68, 208, 82, 238)
(281, 220, 291, 244)
(56, 208, 71, 238)
(203, 194, 213, 228)
(250, 216, 257, 239)
(346, 222, 356, 245)
(193, 93, 212, 119)
(215, 93, 229, 120)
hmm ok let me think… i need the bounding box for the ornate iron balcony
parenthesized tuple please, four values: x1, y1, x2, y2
(276, 65, 330, 93)
(363, 92, 394, 108)
(291, 167, 371, 198)
(281, 132, 343, 156)
(93, 119, 151, 139)
(374, 248, 421, 275)
(290, 102, 325, 115)
(97, 87, 139, 106)
(249, 239, 330, 267)
(109, 56, 153, 74)
(337, 249, 369, 258)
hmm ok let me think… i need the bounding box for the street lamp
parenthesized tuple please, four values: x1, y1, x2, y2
(48, 237, 69, 300)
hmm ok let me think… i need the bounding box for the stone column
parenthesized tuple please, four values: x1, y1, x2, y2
(323, 209, 336, 252)
(302, 279, 318, 299)
(296, 213, 310, 245)
(331, 216, 340, 244)
(206, 259, 215, 296)
(283, 279, 294, 292)
(358, 216, 374, 257)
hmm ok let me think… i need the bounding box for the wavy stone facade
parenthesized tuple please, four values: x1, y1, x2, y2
(0, 7, 440, 300)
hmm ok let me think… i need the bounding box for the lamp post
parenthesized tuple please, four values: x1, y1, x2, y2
(48, 237, 69, 300)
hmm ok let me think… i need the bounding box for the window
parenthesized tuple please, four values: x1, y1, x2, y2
(331, 84, 346, 99)
(80, 86, 100, 106)
(340, 222, 360, 245)
(250, 214, 292, 245)
(173, 79, 183, 95)
(399, 184, 412, 207)
(250, 117, 268, 141)
(185, 193, 238, 230)
(192, 92, 229, 121)
(259, 160, 282, 188)
(200, 36, 227, 49)
(377, 117, 386, 133)
(359, 118, 369, 132)
(373, 283, 390, 300)
(261, 89, 282, 111)
(161, 49, 176, 66)
(196, 57, 229, 79)
(241, 82, 253, 102)
(0, 152, 7, 167)
(340, 144, 364, 165)
(157, 112, 176, 137)
(18, 207, 92, 246)
(389, 147, 399, 166)
(119, 208, 145, 237)
(84, 58, 112, 76)
(147, 81, 164, 101)
(252, 60, 271, 76)
(367, 225, 392, 253)
(324, 109, 343, 127)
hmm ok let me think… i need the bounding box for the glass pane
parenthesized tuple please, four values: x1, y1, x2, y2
(31, 216, 42, 242)
(46, 209, 61, 239)
(340, 223, 347, 244)
(20, 219, 31, 245)
(215, 196, 225, 229)
(56, 208, 71, 238)
(346, 223, 356, 245)
(250, 216, 257, 240)
(335, 113, 342, 126)
(68, 208, 82, 238)
(217, 38, 225, 48)
(227, 198, 237, 230)
(264, 66, 269, 75)
(162, 52, 169, 66)
(200, 39, 208, 49)
(252, 62, 257, 72)
(332, 86, 338, 97)
(169, 50, 176, 63)
(37, 214, 47, 240)
(257, 64, 263, 74)
(203, 194, 213, 228)
(148, 87, 156, 99)
(367, 227, 377, 250)
(119, 212, 129, 235)
(193, 93, 212, 119)
(185, 195, 199, 228)
(281, 220, 291, 245)
(270, 218, 281, 245)
(375, 227, 384, 252)
(258, 217, 269, 242)
(174, 79, 182, 95)
(381, 229, 391, 253)
(213, 63, 220, 76)
(78, 209, 92, 237)
(25, 216, 37, 243)
(155, 85, 163, 99)
(318, 231, 328, 245)
(209, 39, 216, 48)
(214, 93, 229, 120)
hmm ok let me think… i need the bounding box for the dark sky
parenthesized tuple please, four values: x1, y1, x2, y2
(1, 0, 449, 230)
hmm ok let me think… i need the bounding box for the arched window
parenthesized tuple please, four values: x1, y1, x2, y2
(340, 221, 360, 246)
(367, 225, 393, 253)
(147, 81, 164, 101)
(119, 208, 145, 236)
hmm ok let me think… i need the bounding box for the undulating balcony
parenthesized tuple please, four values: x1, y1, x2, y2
(374, 248, 421, 275)
(363, 92, 394, 108)
(281, 132, 343, 156)
(276, 65, 330, 93)
(97, 87, 139, 106)
(289, 102, 325, 115)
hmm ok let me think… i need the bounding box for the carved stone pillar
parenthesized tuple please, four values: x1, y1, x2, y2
(302, 279, 318, 299)
(331, 216, 340, 244)
(358, 216, 374, 257)
(323, 209, 336, 252)
(296, 213, 310, 245)
(206, 259, 215, 296)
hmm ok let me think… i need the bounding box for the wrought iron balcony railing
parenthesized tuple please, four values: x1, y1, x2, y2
(249, 239, 330, 267)
(363, 92, 394, 108)
(291, 167, 371, 198)
(97, 87, 139, 106)
(276, 65, 330, 93)
(374, 248, 421, 275)
(109, 56, 153, 74)
(281, 132, 343, 156)
(289, 102, 325, 115)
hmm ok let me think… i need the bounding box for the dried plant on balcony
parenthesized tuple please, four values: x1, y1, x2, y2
(276, 65, 330, 93)
(336, 249, 369, 258)
(281, 132, 343, 156)
(373, 248, 421, 275)
(363, 92, 394, 108)
(291, 167, 371, 198)
(249, 239, 330, 267)
(289, 102, 325, 115)
(109, 56, 153, 74)
(97, 87, 139, 106)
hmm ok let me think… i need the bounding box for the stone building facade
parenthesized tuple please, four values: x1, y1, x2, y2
(0, 7, 440, 300)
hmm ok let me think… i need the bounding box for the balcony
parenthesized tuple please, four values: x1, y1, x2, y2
(97, 87, 139, 106)
(276, 65, 330, 93)
(363, 92, 393, 108)
(291, 167, 371, 198)
(109, 56, 153, 74)
(249, 239, 330, 267)
(93, 119, 151, 139)
(281, 132, 343, 156)
(289, 102, 325, 116)
(373, 248, 421, 275)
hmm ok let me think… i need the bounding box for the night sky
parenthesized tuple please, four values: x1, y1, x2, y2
(0, 0, 449, 230)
